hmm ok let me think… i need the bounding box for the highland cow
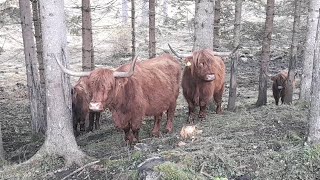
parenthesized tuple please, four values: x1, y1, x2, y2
(271, 70, 295, 105)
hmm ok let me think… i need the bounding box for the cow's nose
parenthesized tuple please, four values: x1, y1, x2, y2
(205, 74, 215, 81)
(89, 102, 103, 112)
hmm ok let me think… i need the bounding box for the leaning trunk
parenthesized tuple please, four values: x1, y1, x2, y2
(283, 0, 301, 104)
(19, 0, 45, 135)
(31, 0, 46, 134)
(256, 0, 275, 107)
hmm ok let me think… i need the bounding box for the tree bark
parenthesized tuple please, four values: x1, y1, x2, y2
(256, 0, 275, 107)
(19, 0, 46, 135)
(0, 123, 4, 163)
(300, 0, 320, 102)
(33, 0, 86, 165)
(213, 0, 221, 48)
(227, 0, 242, 112)
(131, 0, 136, 58)
(308, 10, 320, 146)
(149, 0, 156, 58)
(31, 0, 47, 134)
(82, 0, 94, 71)
(283, 0, 301, 104)
(193, 0, 214, 51)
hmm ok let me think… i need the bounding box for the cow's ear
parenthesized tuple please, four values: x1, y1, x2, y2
(271, 76, 276, 81)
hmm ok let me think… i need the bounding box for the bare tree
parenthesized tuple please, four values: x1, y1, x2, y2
(283, 0, 301, 104)
(300, 0, 320, 102)
(131, 0, 136, 58)
(227, 0, 242, 111)
(193, 0, 214, 50)
(82, 0, 94, 71)
(308, 11, 320, 146)
(0, 123, 4, 163)
(256, 0, 275, 107)
(213, 0, 221, 48)
(149, 0, 156, 58)
(19, 0, 46, 134)
(31, 0, 46, 134)
(122, 0, 128, 24)
(29, 0, 86, 165)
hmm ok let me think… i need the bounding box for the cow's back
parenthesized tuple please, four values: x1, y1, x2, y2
(116, 54, 181, 116)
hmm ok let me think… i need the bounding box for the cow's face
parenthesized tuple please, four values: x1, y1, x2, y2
(272, 74, 287, 91)
(88, 69, 115, 112)
(188, 51, 216, 81)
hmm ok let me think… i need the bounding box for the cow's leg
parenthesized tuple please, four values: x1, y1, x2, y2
(94, 112, 101, 130)
(87, 112, 94, 132)
(214, 89, 224, 114)
(187, 100, 196, 124)
(165, 102, 177, 133)
(152, 113, 162, 137)
(131, 117, 143, 144)
(199, 103, 208, 120)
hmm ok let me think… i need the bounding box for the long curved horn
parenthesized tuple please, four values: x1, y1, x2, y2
(113, 55, 138, 78)
(168, 44, 189, 59)
(54, 53, 91, 77)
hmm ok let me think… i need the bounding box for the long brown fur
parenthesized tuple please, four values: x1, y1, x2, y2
(271, 70, 295, 105)
(181, 49, 226, 123)
(87, 54, 181, 145)
(72, 77, 100, 136)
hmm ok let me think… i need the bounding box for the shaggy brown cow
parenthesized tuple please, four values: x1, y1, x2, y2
(56, 54, 181, 145)
(271, 70, 295, 105)
(72, 77, 101, 136)
(180, 49, 226, 123)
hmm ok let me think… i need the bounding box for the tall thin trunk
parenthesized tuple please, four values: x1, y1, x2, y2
(300, 0, 320, 102)
(162, 0, 169, 24)
(284, 0, 301, 104)
(82, 0, 94, 71)
(31, 0, 46, 134)
(149, 0, 156, 58)
(193, 0, 215, 51)
(0, 123, 4, 163)
(142, 0, 148, 25)
(256, 0, 275, 107)
(19, 0, 45, 134)
(122, 0, 128, 24)
(33, 0, 86, 165)
(213, 0, 221, 48)
(307, 10, 320, 146)
(227, 0, 242, 111)
(131, 0, 136, 58)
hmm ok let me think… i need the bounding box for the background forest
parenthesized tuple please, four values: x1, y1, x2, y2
(0, 0, 320, 179)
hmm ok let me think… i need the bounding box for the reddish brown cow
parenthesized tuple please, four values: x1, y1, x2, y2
(271, 70, 295, 105)
(72, 77, 101, 136)
(56, 54, 181, 145)
(181, 49, 226, 123)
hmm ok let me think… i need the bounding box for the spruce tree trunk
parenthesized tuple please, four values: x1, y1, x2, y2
(227, 0, 242, 111)
(19, 0, 46, 135)
(0, 123, 4, 163)
(82, 0, 94, 71)
(31, 0, 47, 134)
(284, 0, 301, 104)
(149, 0, 156, 58)
(256, 0, 275, 107)
(213, 0, 221, 48)
(193, 0, 214, 50)
(35, 0, 86, 165)
(131, 0, 136, 58)
(300, 0, 320, 102)
(308, 11, 320, 146)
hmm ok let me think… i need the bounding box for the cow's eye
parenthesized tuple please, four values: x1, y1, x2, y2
(199, 62, 204, 67)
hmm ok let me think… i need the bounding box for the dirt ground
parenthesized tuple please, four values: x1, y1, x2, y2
(1, 0, 320, 179)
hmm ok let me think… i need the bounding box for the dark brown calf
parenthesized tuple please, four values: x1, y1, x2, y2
(271, 70, 295, 105)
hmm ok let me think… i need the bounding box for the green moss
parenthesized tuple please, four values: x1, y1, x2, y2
(155, 162, 202, 180)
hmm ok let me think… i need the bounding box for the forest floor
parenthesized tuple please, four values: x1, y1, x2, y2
(1, 0, 320, 179)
